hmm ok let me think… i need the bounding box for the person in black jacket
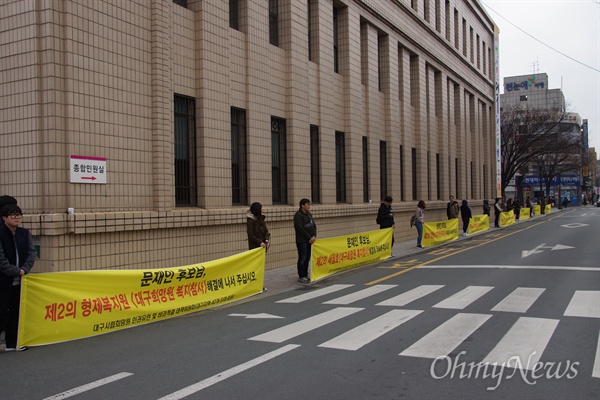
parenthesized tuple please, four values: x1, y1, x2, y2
(377, 196, 395, 247)
(460, 199, 472, 236)
(246, 202, 270, 251)
(0, 204, 35, 351)
(294, 198, 316, 284)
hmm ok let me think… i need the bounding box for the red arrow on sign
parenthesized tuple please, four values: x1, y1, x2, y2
(81, 176, 97, 181)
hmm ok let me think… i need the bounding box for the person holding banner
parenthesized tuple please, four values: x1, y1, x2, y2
(415, 200, 426, 248)
(246, 202, 270, 251)
(294, 198, 317, 284)
(494, 198, 502, 228)
(0, 204, 35, 352)
(460, 199, 472, 236)
(376, 196, 395, 247)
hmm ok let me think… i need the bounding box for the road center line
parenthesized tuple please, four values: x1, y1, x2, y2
(157, 344, 300, 400)
(42, 372, 134, 400)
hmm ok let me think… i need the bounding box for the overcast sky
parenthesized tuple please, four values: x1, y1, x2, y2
(481, 0, 600, 153)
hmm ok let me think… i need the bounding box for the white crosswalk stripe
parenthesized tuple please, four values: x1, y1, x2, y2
(323, 284, 396, 305)
(593, 331, 600, 378)
(481, 317, 559, 370)
(276, 284, 354, 303)
(564, 290, 600, 318)
(318, 309, 423, 350)
(399, 313, 492, 359)
(432, 286, 494, 309)
(491, 287, 546, 313)
(248, 307, 363, 343)
(376, 285, 445, 307)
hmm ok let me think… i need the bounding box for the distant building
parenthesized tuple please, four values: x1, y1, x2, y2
(500, 73, 584, 204)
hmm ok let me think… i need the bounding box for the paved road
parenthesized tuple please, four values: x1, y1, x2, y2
(1, 207, 598, 400)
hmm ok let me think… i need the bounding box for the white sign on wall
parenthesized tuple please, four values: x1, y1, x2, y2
(69, 155, 107, 184)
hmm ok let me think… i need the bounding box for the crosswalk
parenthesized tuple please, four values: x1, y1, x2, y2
(251, 284, 600, 378)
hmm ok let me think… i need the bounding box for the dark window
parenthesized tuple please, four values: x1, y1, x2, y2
(335, 131, 346, 203)
(520, 95, 528, 101)
(231, 108, 247, 205)
(308, 0, 317, 62)
(173, 0, 187, 8)
(271, 117, 287, 204)
(333, 6, 339, 73)
(230, 0, 239, 30)
(400, 145, 405, 201)
(455, 158, 459, 198)
(470, 161, 474, 199)
(174, 94, 197, 206)
(269, 0, 279, 46)
(310, 125, 321, 203)
(436, 153, 441, 200)
(410, 54, 418, 106)
(380, 141, 387, 201)
(363, 137, 369, 202)
(412, 147, 417, 200)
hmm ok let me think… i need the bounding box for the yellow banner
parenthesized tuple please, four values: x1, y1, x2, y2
(520, 207, 530, 220)
(533, 205, 541, 215)
(545, 204, 552, 214)
(311, 228, 392, 282)
(500, 211, 515, 226)
(19, 248, 265, 346)
(469, 215, 489, 234)
(423, 219, 459, 247)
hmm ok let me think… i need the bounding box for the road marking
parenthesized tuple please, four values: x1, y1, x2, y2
(43, 372, 134, 400)
(491, 287, 546, 313)
(433, 286, 494, 309)
(248, 307, 363, 343)
(157, 344, 300, 400)
(323, 284, 396, 305)
(399, 313, 491, 359)
(593, 331, 600, 378)
(319, 309, 423, 351)
(276, 284, 354, 303)
(228, 313, 283, 319)
(561, 223, 589, 228)
(376, 285, 445, 307)
(481, 317, 559, 370)
(420, 265, 600, 272)
(564, 290, 600, 318)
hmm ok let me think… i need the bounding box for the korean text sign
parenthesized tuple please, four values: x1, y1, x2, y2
(311, 228, 392, 282)
(500, 211, 515, 227)
(468, 215, 489, 234)
(19, 248, 265, 346)
(422, 218, 459, 247)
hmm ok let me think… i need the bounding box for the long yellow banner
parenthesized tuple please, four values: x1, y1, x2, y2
(19, 248, 265, 346)
(520, 207, 530, 220)
(311, 228, 392, 282)
(423, 219, 459, 247)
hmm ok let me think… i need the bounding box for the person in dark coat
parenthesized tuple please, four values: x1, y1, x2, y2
(376, 196, 395, 246)
(0, 204, 35, 351)
(460, 199, 472, 236)
(493, 197, 502, 228)
(482, 199, 491, 216)
(246, 202, 270, 251)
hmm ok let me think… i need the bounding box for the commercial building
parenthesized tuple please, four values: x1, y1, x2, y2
(0, 0, 498, 272)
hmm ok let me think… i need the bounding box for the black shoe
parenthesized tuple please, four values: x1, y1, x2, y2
(297, 277, 310, 284)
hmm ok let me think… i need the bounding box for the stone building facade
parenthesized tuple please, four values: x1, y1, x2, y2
(0, 0, 498, 272)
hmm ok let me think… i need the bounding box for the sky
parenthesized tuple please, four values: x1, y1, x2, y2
(481, 0, 600, 153)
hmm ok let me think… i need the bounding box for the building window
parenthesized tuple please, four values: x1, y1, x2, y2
(455, 157, 459, 198)
(445, 1, 450, 40)
(174, 94, 197, 206)
(410, 54, 419, 106)
(269, 0, 279, 46)
(230, 0, 239, 30)
(412, 147, 417, 200)
(271, 117, 287, 204)
(335, 131, 347, 203)
(308, 0, 317, 62)
(400, 145, 405, 201)
(454, 9, 459, 50)
(173, 0, 187, 8)
(231, 107, 247, 205)
(310, 125, 321, 203)
(424, 0, 430, 22)
(333, 6, 339, 73)
(436, 153, 441, 200)
(363, 136, 369, 202)
(520, 95, 528, 101)
(380, 140, 388, 200)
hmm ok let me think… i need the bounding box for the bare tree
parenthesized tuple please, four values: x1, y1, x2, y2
(500, 105, 566, 198)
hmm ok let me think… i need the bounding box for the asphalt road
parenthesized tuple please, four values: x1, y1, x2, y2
(1, 207, 599, 400)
